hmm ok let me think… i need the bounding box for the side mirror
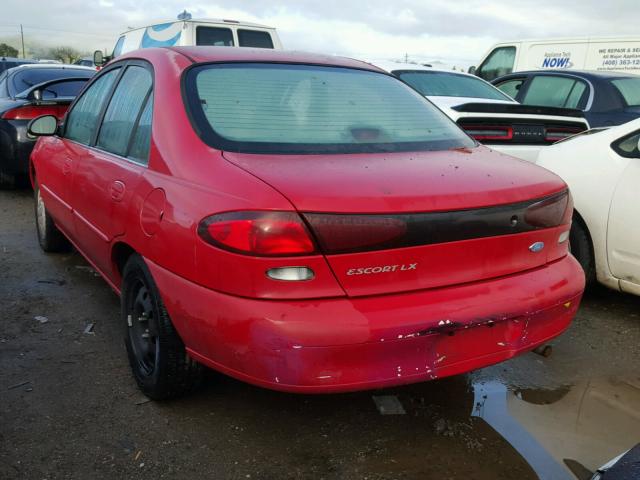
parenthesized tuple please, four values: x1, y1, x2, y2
(93, 50, 104, 66)
(468, 66, 476, 75)
(636, 136, 640, 153)
(27, 115, 58, 137)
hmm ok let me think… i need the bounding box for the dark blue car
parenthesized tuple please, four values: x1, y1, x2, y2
(0, 64, 94, 187)
(492, 70, 640, 128)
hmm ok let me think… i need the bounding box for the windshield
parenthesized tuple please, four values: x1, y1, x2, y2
(10, 68, 94, 98)
(611, 77, 640, 107)
(395, 70, 512, 101)
(185, 63, 474, 154)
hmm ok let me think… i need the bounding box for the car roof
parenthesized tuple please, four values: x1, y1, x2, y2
(121, 18, 275, 34)
(6, 63, 96, 72)
(120, 47, 387, 73)
(369, 60, 473, 76)
(497, 69, 640, 80)
(0, 57, 37, 63)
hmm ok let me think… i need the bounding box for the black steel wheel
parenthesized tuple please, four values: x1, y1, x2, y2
(121, 254, 204, 400)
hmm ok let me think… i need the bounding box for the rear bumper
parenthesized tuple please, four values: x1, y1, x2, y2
(0, 119, 33, 176)
(148, 254, 585, 393)
(486, 144, 543, 163)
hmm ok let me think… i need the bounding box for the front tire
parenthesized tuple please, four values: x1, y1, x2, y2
(121, 254, 204, 400)
(34, 184, 71, 252)
(569, 218, 596, 287)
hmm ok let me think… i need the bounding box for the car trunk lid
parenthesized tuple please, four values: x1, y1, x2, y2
(222, 147, 570, 297)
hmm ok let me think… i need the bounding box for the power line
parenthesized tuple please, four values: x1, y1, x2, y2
(0, 23, 113, 38)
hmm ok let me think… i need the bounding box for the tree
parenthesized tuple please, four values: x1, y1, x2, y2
(48, 46, 81, 64)
(0, 43, 19, 58)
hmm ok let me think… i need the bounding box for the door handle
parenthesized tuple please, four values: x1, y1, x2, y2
(62, 157, 72, 175)
(110, 180, 126, 202)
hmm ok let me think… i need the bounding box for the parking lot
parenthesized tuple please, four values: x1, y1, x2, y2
(1, 188, 639, 480)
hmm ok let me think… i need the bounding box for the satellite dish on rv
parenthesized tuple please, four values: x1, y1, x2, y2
(177, 10, 192, 21)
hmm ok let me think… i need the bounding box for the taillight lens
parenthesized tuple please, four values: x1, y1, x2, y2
(545, 127, 584, 142)
(461, 125, 513, 141)
(197, 211, 316, 256)
(304, 214, 408, 254)
(524, 190, 573, 228)
(1, 105, 68, 120)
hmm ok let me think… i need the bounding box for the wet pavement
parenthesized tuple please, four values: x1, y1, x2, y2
(1, 188, 639, 480)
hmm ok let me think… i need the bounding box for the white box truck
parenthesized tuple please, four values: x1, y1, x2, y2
(472, 36, 640, 81)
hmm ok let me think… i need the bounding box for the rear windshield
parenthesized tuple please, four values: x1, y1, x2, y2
(10, 68, 94, 98)
(184, 63, 474, 154)
(196, 27, 234, 47)
(395, 70, 512, 101)
(611, 77, 640, 107)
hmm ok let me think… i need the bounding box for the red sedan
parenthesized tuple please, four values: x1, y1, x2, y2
(27, 47, 585, 399)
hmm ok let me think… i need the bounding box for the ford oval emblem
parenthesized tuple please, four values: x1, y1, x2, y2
(529, 241, 545, 253)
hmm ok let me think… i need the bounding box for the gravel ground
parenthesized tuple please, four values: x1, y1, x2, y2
(1, 189, 639, 480)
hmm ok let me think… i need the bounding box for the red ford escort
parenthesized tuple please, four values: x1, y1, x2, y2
(28, 47, 585, 398)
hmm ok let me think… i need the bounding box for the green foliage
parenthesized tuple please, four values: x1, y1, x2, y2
(48, 46, 81, 64)
(0, 43, 19, 58)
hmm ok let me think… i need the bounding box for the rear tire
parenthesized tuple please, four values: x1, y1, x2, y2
(121, 254, 204, 400)
(569, 218, 596, 287)
(0, 169, 16, 189)
(34, 183, 71, 252)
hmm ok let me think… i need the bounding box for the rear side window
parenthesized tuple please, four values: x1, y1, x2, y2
(395, 71, 511, 101)
(185, 63, 474, 154)
(477, 47, 516, 81)
(237, 30, 274, 49)
(65, 68, 120, 145)
(611, 78, 640, 107)
(97, 65, 152, 157)
(612, 131, 640, 158)
(521, 76, 587, 109)
(495, 78, 525, 99)
(128, 93, 153, 164)
(196, 27, 234, 46)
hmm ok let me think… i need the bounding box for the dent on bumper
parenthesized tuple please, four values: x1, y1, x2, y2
(148, 255, 585, 393)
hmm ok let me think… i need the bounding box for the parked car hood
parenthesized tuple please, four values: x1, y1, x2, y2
(222, 146, 566, 213)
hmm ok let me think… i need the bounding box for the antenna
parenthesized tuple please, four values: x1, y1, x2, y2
(177, 10, 192, 21)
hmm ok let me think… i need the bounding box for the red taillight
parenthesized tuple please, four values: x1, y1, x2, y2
(1, 105, 68, 120)
(545, 127, 583, 142)
(198, 211, 316, 256)
(304, 214, 408, 255)
(524, 190, 573, 228)
(462, 125, 513, 141)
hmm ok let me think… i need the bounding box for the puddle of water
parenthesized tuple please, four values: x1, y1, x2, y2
(472, 377, 640, 480)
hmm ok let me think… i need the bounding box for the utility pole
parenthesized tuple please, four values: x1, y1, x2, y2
(20, 24, 25, 58)
(404, 52, 409, 63)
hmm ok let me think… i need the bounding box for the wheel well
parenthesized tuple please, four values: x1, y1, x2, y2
(112, 242, 136, 279)
(572, 209, 593, 247)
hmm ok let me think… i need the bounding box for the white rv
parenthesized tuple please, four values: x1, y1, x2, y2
(473, 37, 640, 81)
(110, 17, 283, 58)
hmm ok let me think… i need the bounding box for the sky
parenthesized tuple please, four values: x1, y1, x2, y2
(0, 0, 636, 68)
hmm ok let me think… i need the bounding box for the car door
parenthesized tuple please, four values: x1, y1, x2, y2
(71, 61, 153, 275)
(37, 67, 121, 236)
(607, 130, 640, 293)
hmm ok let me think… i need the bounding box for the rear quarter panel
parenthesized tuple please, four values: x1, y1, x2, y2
(536, 134, 630, 285)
